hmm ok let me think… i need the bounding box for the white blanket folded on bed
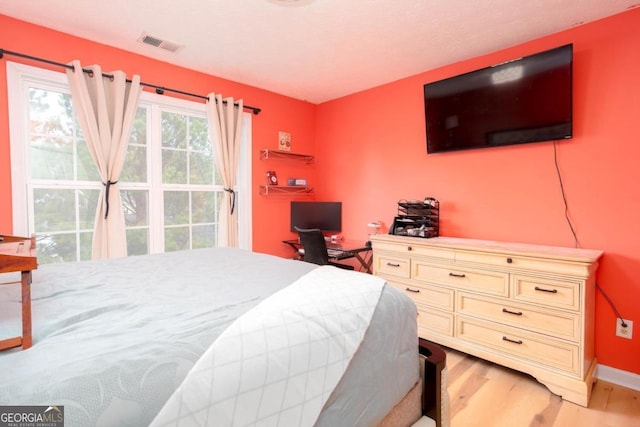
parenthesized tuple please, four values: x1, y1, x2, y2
(150, 266, 386, 427)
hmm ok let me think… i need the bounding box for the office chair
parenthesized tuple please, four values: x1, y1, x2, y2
(294, 227, 354, 270)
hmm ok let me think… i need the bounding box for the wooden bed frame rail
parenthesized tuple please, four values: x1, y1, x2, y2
(419, 338, 447, 427)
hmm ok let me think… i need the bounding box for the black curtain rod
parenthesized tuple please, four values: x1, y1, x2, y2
(0, 48, 261, 115)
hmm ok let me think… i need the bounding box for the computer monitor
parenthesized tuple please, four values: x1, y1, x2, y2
(290, 201, 342, 233)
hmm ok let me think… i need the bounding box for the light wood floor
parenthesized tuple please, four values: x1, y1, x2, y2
(443, 347, 640, 427)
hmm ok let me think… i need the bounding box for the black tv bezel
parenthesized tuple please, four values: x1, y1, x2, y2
(424, 43, 573, 154)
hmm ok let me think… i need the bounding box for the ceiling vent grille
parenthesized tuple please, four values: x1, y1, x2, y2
(138, 33, 184, 53)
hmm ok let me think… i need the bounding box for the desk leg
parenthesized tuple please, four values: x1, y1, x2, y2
(21, 271, 32, 349)
(283, 241, 303, 260)
(354, 252, 373, 274)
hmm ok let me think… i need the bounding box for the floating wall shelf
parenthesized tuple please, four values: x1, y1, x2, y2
(259, 149, 314, 164)
(259, 185, 314, 196)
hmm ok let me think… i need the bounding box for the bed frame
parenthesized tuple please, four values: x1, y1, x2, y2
(420, 338, 447, 427)
(378, 338, 447, 427)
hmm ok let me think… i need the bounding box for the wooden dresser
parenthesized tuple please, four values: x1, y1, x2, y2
(370, 234, 602, 407)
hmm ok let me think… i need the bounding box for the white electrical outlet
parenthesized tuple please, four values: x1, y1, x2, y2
(616, 318, 633, 339)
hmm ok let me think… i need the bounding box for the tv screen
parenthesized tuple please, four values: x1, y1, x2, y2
(290, 201, 342, 233)
(424, 44, 573, 154)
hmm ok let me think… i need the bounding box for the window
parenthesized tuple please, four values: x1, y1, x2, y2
(7, 62, 252, 263)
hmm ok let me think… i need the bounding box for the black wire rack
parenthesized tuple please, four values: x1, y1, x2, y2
(389, 198, 439, 238)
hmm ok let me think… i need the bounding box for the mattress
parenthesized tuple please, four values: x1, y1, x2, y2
(0, 248, 418, 426)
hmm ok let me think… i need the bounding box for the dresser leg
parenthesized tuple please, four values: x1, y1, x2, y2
(535, 358, 597, 407)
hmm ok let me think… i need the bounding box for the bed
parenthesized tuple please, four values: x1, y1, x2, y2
(0, 247, 445, 426)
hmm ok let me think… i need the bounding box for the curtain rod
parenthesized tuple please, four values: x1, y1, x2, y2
(0, 48, 261, 115)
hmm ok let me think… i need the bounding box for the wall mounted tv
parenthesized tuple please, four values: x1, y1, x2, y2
(424, 43, 573, 154)
(290, 201, 342, 233)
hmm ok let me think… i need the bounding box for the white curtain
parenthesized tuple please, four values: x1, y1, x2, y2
(66, 60, 142, 259)
(206, 93, 243, 247)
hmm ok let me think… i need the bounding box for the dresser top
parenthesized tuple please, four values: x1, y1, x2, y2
(370, 235, 603, 263)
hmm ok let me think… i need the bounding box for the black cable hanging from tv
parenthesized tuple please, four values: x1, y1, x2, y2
(0, 48, 262, 115)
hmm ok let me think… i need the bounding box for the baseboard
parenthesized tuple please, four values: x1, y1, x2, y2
(597, 364, 640, 392)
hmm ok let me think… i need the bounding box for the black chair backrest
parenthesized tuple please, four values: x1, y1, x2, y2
(294, 227, 330, 265)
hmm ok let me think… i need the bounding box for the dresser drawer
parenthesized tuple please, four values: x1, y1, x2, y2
(512, 275, 581, 311)
(457, 317, 580, 375)
(413, 262, 509, 297)
(455, 249, 596, 277)
(374, 254, 410, 278)
(457, 292, 580, 342)
(372, 240, 454, 260)
(372, 240, 410, 253)
(417, 307, 454, 338)
(388, 281, 454, 311)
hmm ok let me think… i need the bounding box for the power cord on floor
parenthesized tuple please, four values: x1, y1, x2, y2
(553, 141, 627, 328)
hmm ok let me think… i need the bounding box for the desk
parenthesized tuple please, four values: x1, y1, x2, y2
(282, 239, 373, 274)
(0, 235, 37, 351)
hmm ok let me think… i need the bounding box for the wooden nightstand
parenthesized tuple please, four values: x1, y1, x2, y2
(0, 235, 37, 351)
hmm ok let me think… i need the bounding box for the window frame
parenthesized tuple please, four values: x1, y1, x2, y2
(7, 61, 252, 256)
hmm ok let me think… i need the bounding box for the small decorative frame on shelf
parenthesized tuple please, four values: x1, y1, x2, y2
(259, 185, 314, 196)
(259, 149, 314, 164)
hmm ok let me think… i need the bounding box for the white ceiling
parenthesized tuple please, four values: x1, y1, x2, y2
(1, 0, 637, 103)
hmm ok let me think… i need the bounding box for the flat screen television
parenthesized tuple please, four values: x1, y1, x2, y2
(290, 201, 342, 233)
(424, 43, 573, 154)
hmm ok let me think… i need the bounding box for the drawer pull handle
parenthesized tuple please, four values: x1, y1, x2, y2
(407, 246, 413, 251)
(386, 262, 401, 267)
(405, 287, 420, 293)
(502, 308, 523, 316)
(502, 336, 523, 345)
(534, 286, 558, 294)
(449, 272, 466, 278)
(506, 257, 513, 264)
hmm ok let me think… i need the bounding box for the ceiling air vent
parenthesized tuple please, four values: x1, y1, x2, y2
(138, 33, 184, 53)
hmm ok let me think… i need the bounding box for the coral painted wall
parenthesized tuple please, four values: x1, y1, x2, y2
(0, 14, 316, 258)
(315, 9, 640, 374)
(1, 9, 638, 376)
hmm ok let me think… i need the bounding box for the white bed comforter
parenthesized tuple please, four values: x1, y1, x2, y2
(151, 266, 385, 427)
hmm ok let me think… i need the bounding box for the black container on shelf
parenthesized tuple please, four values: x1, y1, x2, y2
(389, 198, 439, 238)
